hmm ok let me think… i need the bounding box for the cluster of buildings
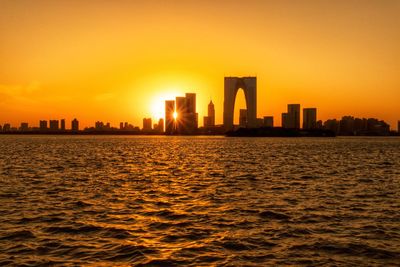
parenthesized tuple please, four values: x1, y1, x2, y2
(324, 116, 392, 136)
(165, 93, 199, 134)
(141, 118, 164, 133)
(1, 76, 399, 136)
(0, 119, 79, 132)
(280, 104, 318, 129)
(235, 104, 317, 130)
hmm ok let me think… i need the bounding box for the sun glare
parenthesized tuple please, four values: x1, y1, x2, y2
(173, 112, 178, 120)
(150, 101, 164, 120)
(149, 90, 183, 120)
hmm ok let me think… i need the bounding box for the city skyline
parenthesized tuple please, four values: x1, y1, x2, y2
(0, 73, 398, 135)
(1, 1, 399, 128)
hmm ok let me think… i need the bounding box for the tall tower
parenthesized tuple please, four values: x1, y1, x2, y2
(303, 108, 317, 129)
(287, 104, 300, 129)
(208, 100, 215, 126)
(71, 118, 79, 132)
(165, 100, 175, 134)
(185, 93, 196, 114)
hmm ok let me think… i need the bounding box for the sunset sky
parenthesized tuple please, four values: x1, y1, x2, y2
(1, 0, 399, 128)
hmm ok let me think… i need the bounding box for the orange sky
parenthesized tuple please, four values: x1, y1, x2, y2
(1, 0, 399, 128)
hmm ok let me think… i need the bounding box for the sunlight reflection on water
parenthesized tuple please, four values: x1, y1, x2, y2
(0, 136, 399, 266)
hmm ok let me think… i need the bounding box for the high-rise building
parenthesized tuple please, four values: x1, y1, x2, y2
(175, 94, 198, 134)
(71, 118, 79, 132)
(175, 97, 186, 117)
(165, 100, 175, 134)
(208, 100, 215, 127)
(39, 120, 48, 130)
(287, 104, 300, 129)
(20, 122, 29, 131)
(303, 108, 317, 129)
(398, 120, 400, 133)
(185, 93, 196, 114)
(239, 109, 247, 127)
(186, 93, 198, 131)
(49, 120, 59, 130)
(60, 119, 66, 131)
(175, 96, 186, 134)
(263, 116, 273, 127)
(143, 118, 152, 131)
(281, 113, 288, 128)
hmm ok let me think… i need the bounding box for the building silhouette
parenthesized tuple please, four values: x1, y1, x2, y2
(398, 121, 400, 133)
(143, 118, 152, 131)
(3, 123, 11, 131)
(61, 119, 66, 131)
(20, 122, 29, 131)
(303, 108, 317, 129)
(281, 113, 288, 128)
(173, 94, 198, 134)
(224, 77, 257, 130)
(165, 100, 175, 134)
(95, 121, 104, 130)
(71, 118, 79, 132)
(40, 120, 48, 130)
(203, 100, 215, 128)
(49, 120, 59, 130)
(287, 104, 300, 129)
(339, 116, 355, 135)
(324, 119, 339, 134)
(175, 96, 186, 133)
(263, 116, 273, 127)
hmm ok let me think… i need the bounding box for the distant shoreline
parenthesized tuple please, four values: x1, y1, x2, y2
(1, 128, 399, 137)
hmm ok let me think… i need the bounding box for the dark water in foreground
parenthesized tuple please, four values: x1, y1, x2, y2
(0, 136, 399, 266)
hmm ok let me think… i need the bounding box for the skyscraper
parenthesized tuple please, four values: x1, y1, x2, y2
(49, 120, 59, 130)
(281, 113, 288, 128)
(398, 120, 400, 133)
(303, 108, 317, 129)
(203, 100, 216, 128)
(185, 93, 198, 131)
(71, 118, 79, 132)
(175, 97, 186, 117)
(142, 118, 152, 131)
(174, 94, 198, 134)
(208, 100, 215, 127)
(185, 93, 196, 114)
(287, 104, 300, 129)
(39, 120, 47, 130)
(165, 100, 175, 134)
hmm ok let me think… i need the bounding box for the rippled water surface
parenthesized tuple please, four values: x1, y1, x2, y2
(0, 135, 399, 266)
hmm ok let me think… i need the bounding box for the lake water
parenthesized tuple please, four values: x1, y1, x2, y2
(0, 135, 399, 266)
